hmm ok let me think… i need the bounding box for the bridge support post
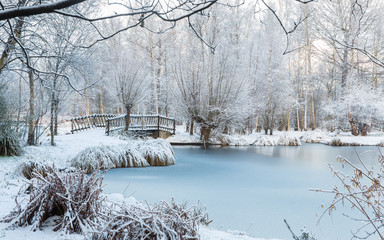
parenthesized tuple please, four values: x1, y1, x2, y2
(106, 119, 110, 136)
(157, 115, 160, 138)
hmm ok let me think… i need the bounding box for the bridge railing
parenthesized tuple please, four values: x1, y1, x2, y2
(105, 114, 176, 136)
(71, 114, 116, 134)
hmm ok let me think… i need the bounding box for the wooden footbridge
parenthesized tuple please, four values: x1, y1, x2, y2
(71, 114, 176, 137)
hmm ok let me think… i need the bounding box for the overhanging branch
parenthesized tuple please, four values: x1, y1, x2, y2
(0, 0, 87, 21)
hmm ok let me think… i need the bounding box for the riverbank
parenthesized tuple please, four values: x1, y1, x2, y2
(0, 129, 267, 240)
(167, 125, 384, 147)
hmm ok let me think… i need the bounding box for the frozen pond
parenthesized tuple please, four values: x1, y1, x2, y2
(103, 144, 381, 239)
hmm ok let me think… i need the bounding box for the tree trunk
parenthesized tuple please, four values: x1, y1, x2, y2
(27, 70, 35, 146)
(223, 125, 229, 134)
(54, 98, 59, 135)
(190, 120, 194, 135)
(186, 120, 190, 133)
(50, 90, 55, 146)
(349, 119, 359, 136)
(201, 126, 211, 149)
(0, 14, 25, 75)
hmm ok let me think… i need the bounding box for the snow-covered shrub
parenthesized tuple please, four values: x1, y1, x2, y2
(0, 123, 22, 156)
(94, 199, 208, 240)
(278, 135, 301, 146)
(136, 139, 175, 166)
(252, 136, 277, 146)
(3, 166, 104, 234)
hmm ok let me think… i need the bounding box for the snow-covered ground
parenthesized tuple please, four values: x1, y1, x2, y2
(167, 125, 384, 146)
(0, 128, 267, 240)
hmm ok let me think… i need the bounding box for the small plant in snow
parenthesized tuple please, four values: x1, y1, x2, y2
(284, 220, 317, 240)
(2, 166, 104, 234)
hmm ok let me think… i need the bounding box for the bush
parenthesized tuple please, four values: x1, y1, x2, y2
(3, 166, 104, 234)
(0, 123, 22, 156)
(0, 94, 22, 156)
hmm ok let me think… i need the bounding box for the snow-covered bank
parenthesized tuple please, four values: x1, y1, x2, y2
(167, 125, 384, 147)
(0, 129, 265, 240)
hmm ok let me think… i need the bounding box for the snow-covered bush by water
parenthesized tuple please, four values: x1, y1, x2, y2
(277, 135, 301, 146)
(71, 139, 175, 173)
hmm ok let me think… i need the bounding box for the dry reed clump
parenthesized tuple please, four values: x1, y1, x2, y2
(2, 166, 104, 234)
(252, 136, 276, 146)
(72, 140, 175, 173)
(94, 199, 210, 240)
(136, 139, 175, 166)
(329, 138, 361, 146)
(330, 138, 342, 146)
(71, 144, 150, 174)
(277, 135, 301, 146)
(20, 160, 52, 180)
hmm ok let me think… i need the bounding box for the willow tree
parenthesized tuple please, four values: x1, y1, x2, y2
(113, 52, 149, 131)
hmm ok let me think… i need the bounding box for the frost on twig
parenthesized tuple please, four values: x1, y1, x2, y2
(313, 152, 384, 239)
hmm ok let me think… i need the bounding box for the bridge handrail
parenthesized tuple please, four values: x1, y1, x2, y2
(105, 114, 176, 136)
(71, 114, 176, 136)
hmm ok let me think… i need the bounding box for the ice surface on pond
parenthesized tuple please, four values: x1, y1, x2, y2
(103, 144, 381, 240)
